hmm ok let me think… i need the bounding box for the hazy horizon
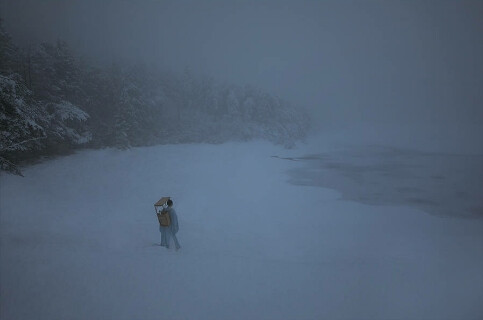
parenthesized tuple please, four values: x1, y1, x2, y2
(2, 2, 483, 318)
(1, 0, 482, 135)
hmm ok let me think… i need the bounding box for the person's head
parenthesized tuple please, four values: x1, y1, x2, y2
(167, 199, 173, 207)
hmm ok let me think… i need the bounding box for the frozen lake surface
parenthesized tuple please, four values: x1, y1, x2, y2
(276, 145, 483, 218)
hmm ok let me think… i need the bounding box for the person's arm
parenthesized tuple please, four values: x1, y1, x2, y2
(171, 209, 179, 234)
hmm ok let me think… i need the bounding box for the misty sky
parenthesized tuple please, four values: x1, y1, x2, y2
(1, 0, 482, 129)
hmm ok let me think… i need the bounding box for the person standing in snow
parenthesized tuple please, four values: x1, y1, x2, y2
(159, 199, 181, 250)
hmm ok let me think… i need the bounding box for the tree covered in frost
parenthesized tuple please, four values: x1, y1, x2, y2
(0, 20, 19, 75)
(28, 40, 91, 151)
(1, 22, 311, 175)
(0, 74, 46, 175)
(0, 21, 91, 174)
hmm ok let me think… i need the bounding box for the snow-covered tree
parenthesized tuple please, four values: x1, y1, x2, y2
(0, 19, 21, 76)
(44, 100, 91, 145)
(30, 40, 81, 103)
(0, 74, 47, 175)
(225, 89, 241, 118)
(1, 20, 310, 175)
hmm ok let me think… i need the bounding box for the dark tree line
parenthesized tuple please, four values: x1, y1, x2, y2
(0, 21, 310, 175)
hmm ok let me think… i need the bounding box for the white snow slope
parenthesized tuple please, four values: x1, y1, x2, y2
(1, 140, 483, 320)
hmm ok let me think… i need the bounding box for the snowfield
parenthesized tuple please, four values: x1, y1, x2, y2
(1, 139, 483, 319)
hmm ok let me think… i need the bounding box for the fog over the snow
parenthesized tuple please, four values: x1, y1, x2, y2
(2, 0, 482, 135)
(2, 2, 483, 319)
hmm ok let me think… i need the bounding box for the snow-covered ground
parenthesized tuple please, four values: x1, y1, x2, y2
(1, 138, 483, 319)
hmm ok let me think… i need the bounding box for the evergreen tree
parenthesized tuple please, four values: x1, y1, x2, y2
(1, 21, 310, 175)
(0, 74, 47, 175)
(0, 19, 19, 75)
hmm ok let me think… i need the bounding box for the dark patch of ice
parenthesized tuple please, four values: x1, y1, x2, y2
(277, 145, 483, 218)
